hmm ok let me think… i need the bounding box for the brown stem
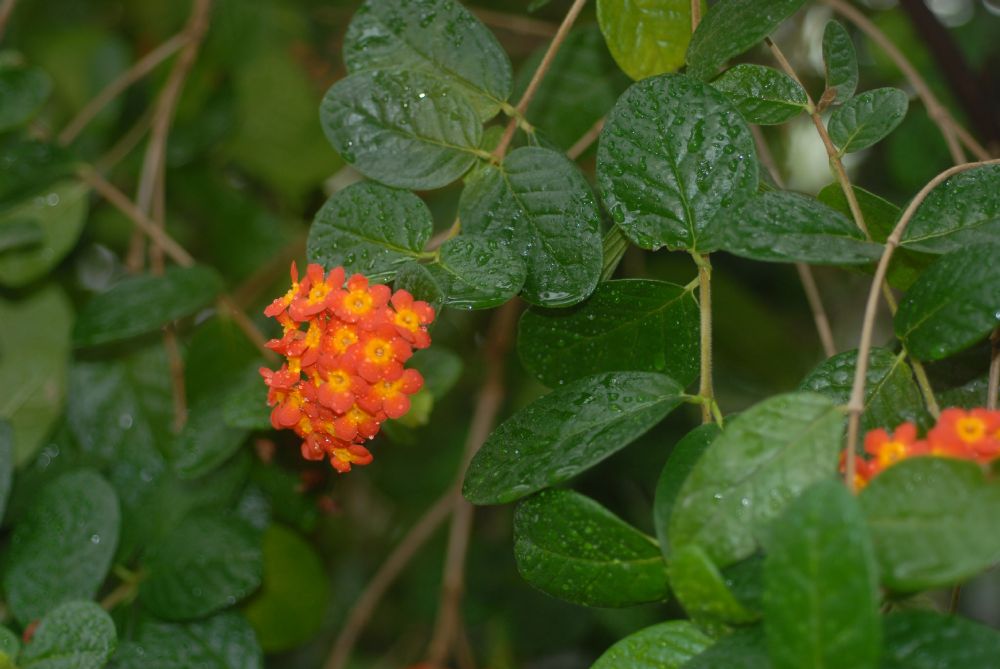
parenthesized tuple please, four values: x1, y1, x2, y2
(472, 7, 558, 39)
(988, 329, 999, 411)
(95, 107, 155, 171)
(0, 0, 17, 43)
(691, 0, 701, 32)
(566, 117, 605, 160)
(694, 255, 714, 423)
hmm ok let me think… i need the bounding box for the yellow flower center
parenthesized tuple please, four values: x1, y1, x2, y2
(956, 417, 986, 443)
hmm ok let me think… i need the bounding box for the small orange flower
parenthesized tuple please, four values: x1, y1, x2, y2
(390, 289, 435, 348)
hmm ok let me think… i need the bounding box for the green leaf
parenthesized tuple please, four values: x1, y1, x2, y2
(343, 0, 512, 121)
(463, 372, 684, 505)
(798, 347, 928, 432)
(683, 627, 771, 669)
(669, 543, 758, 625)
(763, 480, 880, 669)
(686, 0, 810, 80)
(393, 260, 445, 311)
(518, 279, 699, 389)
(0, 422, 11, 523)
(513, 489, 668, 607)
(73, 265, 224, 348)
(894, 244, 1000, 360)
(0, 65, 52, 132)
(1, 470, 119, 624)
(459, 146, 602, 306)
(860, 457, 1000, 591)
(822, 21, 858, 104)
(900, 163, 1000, 254)
(0, 137, 74, 211)
(721, 191, 883, 264)
(669, 392, 844, 567)
(307, 180, 433, 283)
(223, 368, 271, 431)
(712, 64, 807, 125)
(18, 601, 116, 669)
(0, 219, 43, 252)
(654, 424, 720, 558)
(882, 611, 1000, 669)
(111, 612, 262, 669)
(591, 620, 712, 669)
(827, 88, 908, 154)
(425, 235, 526, 309)
(597, 73, 758, 252)
(168, 397, 250, 479)
(409, 347, 462, 399)
(320, 70, 484, 190)
(243, 525, 328, 652)
(140, 514, 263, 621)
(0, 180, 88, 288)
(0, 625, 18, 662)
(596, 0, 692, 80)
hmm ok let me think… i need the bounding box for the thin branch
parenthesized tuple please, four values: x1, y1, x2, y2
(988, 329, 999, 411)
(95, 107, 155, 171)
(694, 255, 714, 423)
(566, 117, 605, 160)
(690, 0, 701, 32)
(844, 159, 1000, 489)
(0, 0, 17, 43)
(472, 7, 558, 38)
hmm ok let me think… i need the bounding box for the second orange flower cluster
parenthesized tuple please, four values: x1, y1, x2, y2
(260, 263, 435, 473)
(842, 407, 1000, 489)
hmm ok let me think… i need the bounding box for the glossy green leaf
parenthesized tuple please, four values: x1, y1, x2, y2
(460, 146, 602, 306)
(894, 244, 1000, 360)
(307, 180, 433, 283)
(409, 347, 462, 399)
(827, 88, 908, 153)
(73, 265, 224, 348)
(1, 470, 119, 624)
(669, 543, 757, 625)
(860, 457, 1000, 591)
(683, 627, 771, 669)
(0, 180, 88, 288)
(140, 514, 263, 621)
(111, 612, 262, 669)
(343, 0, 512, 120)
(18, 601, 116, 669)
(0, 422, 11, 523)
(712, 64, 807, 125)
(518, 279, 699, 389)
(596, 0, 692, 80)
(597, 73, 758, 252)
(799, 347, 928, 432)
(669, 392, 844, 567)
(320, 70, 484, 190)
(882, 611, 1000, 669)
(901, 163, 1000, 254)
(464, 372, 684, 505)
(514, 489, 668, 607)
(591, 620, 711, 669)
(243, 525, 328, 652)
(822, 21, 858, 104)
(425, 235, 526, 309)
(0, 65, 52, 132)
(393, 260, 445, 311)
(763, 480, 880, 669)
(223, 369, 271, 432)
(169, 397, 250, 479)
(654, 424, 720, 558)
(721, 191, 883, 264)
(686, 0, 809, 80)
(0, 137, 75, 210)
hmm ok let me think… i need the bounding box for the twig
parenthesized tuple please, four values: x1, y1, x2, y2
(693, 255, 714, 423)
(844, 158, 1000, 489)
(472, 7, 558, 38)
(566, 117, 605, 160)
(0, 0, 17, 43)
(988, 329, 999, 411)
(95, 108, 155, 171)
(691, 0, 701, 32)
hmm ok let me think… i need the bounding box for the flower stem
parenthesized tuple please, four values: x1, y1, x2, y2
(694, 253, 714, 424)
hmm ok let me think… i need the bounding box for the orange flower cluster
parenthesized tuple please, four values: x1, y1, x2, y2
(841, 408, 1000, 489)
(260, 263, 434, 472)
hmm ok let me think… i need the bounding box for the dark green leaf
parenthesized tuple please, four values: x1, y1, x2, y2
(596, 0, 692, 80)
(0, 65, 52, 132)
(901, 163, 1000, 254)
(464, 372, 684, 504)
(343, 0, 512, 121)
(1, 470, 119, 624)
(592, 620, 712, 669)
(514, 489, 668, 607)
(882, 611, 1000, 669)
(827, 88, 908, 153)
(0, 219, 43, 252)
(712, 64, 807, 125)
(686, 0, 809, 80)
(518, 279, 699, 389)
(0, 625, 18, 661)
(669, 392, 844, 567)
(683, 627, 772, 669)
(408, 347, 462, 399)
(307, 180, 433, 283)
(860, 457, 1000, 591)
(140, 514, 263, 621)
(18, 601, 116, 669)
(168, 396, 250, 479)
(822, 21, 858, 104)
(0, 422, 11, 523)
(320, 70, 484, 190)
(763, 480, 880, 669)
(73, 266, 224, 348)
(111, 612, 262, 669)
(669, 543, 757, 625)
(0, 137, 74, 211)
(894, 244, 1000, 360)
(222, 368, 271, 432)
(425, 235, 526, 309)
(597, 73, 758, 252)
(460, 146, 602, 306)
(393, 261, 445, 311)
(799, 347, 928, 432)
(243, 525, 328, 652)
(654, 424, 720, 558)
(721, 191, 883, 264)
